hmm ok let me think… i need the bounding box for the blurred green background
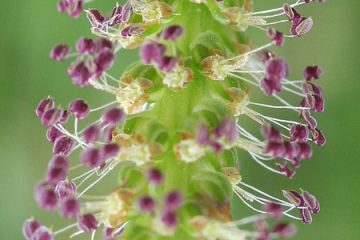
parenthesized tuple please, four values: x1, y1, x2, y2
(0, 0, 359, 239)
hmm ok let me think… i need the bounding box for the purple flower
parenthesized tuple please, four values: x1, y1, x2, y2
(283, 190, 305, 207)
(49, 154, 70, 169)
(304, 65, 323, 81)
(303, 82, 323, 98)
(265, 142, 286, 158)
(59, 197, 80, 218)
(23, 218, 41, 240)
(95, 38, 113, 52)
(47, 165, 68, 185)
(157, 56, 177, 72)
(41, 108, 64, 126)
(35, 182, 58, 211)
(290, 125, 309, 142)
(291, 17, 313, 36)
(86, 9, 105, 29)
(260, 78, 282, 96)
(55, 180, 77, 199)
(86, 4, 132, 30)
(196, 124, 209, 145)
(103, 227, 124, 240)
(102, 108, 125, 126)
(80, 147, 104, 169)
(302, 191, 320, 214)
(300, 208, 313, 224)
(163, 25, 184, 41)
(311, 128, 326, 146)
(265, 58, 289, 82)
(30, 226, 54, 240)
(283, 141, 296, 160)
(36, 97, 55, 118)
(261, 124, 282, 142)
(46, 126, 64, 143)
(76, 38, 95, 54)
(277, 163, 296, 178)
(215, 117, 238, 142)
(50, 44, 70, 61)
(284, 5, 313, 36)
(78, 214, 98, 232)
(67, 61, 94, 87)
(297, 142, 313, 159)
(140, 42, 166, 64)
(161, 211, 177, 229)
(69, 99, 90, 119)
(101, 143, 120, 159)
(58, 0, 83, 18)
(146, 168, 164, 186)
(272, 223, 296, 237)
(82, 124, 101, 143)
(260, 57, 288, 95)
(164, 191, 183, 212)
(267, 28, 284, 47)
(300, 109, 318, 130)
(53, 136, 74, 156)
(264, 202, 282, 218)
(121, 25, 144, 37)
(138, 196, 156, 212)
(94, 50, 115, 77)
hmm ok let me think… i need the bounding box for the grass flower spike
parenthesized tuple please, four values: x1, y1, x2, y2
(25, 0, 327, 239)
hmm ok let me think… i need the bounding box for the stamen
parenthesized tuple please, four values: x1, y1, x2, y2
(74, 118, 79, 138)
(53, 223, 78, 236)
(239, 182, 292, 206)
(72, 169, 94, 182)
(248, 1, 306, 16)
(91, 230, 96, 240)
(77, 160, 120, 198)
(234, 190, 267, 214)
(70, 230, 84, 238)
(227, 214, 267, 226)
(249, 102, 309, 110)
(258, 19, 289, 26)
(236, 125, 262, 143)
(249, 152, 285, 175)
(89, 100, 118, 112)
(223, 43, 273, 63)
(76, 171, 96, 189)
(55, 124, 87, 147)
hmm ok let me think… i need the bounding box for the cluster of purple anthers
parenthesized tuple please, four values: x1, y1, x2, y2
(24, 0, 326, 239)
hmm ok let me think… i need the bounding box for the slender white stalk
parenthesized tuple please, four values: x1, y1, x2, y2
(114, 222, 129, 235)
(261, 115, 304, 126)
(249, 152, 285, 175)
(74, 118, 78, 138)
(228, 214, 267, 226)
(72, 169, 94, 182)
(76, 171, 96, 189)
(248, 1, 305, 16)
(249, 102, 309, 110)
(70, 230, 84, 238)
(77, 161, 120, 198)
(90, 100, 118, 112)
(236, 125, 262, 143)
(224, 43, 273, 63)
(53, 223, 78, 236)
(239, 182, 291, 206)
(228, 73, 258, 88)
(258, 19, 289, 26)
(234, 191, 267, 214)
(231, 70, 265, 74)
(91, 230, 96, 240)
